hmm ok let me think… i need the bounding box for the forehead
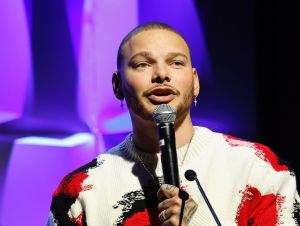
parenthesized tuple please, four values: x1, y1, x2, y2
(121, 29, 191, 61)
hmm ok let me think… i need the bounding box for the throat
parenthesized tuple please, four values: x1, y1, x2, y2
(131, 120, 160, 153)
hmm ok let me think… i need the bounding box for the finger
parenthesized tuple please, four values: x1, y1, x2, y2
(161, 215, 180, 226)
(159, 207, 181, 224)
(157, 196, 181, 212)
(157, 184, 179, 201)
(158, 209, 168, 223)
(159, 198, 198, 226)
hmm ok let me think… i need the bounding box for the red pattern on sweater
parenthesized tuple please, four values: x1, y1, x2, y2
(235, 185, 286, 225)
(70, 212, 84, 226)
(123, 208, 160, 226)
(224, 135, 288, 172)
(53, 171, 93, 198)
(253, 143, 289, 172)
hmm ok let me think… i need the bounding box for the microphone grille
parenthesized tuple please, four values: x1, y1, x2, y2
(153, 104, 176, 124)
(184, 169, 197, 181)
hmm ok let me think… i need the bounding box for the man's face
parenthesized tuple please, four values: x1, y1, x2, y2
(119, 29, 199, 122)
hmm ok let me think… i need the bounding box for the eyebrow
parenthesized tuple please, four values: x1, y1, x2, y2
(129, 51, 189, 62)
(166, 52, 188, 61)
(129, 51, 153, 61)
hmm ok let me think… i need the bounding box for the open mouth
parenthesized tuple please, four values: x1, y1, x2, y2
(147, 87, 176, 104)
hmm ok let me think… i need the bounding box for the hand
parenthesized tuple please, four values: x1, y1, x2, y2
(157, 184, 198, 226)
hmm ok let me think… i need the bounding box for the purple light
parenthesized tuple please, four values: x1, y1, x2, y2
(0, 111, 20, 123)
(0, 1, 213, 225)
(0, 133, 99, 226)
(0, 0, 31, 122)
(102, 111, 132, 134)
(78, 0, 138, 134)
(16, 133, 95, 147)
(65, 0, 84, 64)
(138, 0, 211, 80)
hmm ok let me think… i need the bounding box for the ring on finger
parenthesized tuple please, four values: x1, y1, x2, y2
(159, 210, 167, 222)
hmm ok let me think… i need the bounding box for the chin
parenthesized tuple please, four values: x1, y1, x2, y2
(129, 103, 155, 121)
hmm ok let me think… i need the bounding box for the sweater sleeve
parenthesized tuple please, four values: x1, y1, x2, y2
(47, 170, 89, 226)
(188, 172, 300, 226)
(47, 193, 78, 226)
(236, 168, 300, 225)
(272, 170, 300, 225)
(256, 149, 300, 225)
(226, 137, 300, 225)
(291, 191, 300, 225)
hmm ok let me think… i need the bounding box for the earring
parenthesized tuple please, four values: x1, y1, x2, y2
(120, 99, 124, 110)
(194, 96, 197, 107)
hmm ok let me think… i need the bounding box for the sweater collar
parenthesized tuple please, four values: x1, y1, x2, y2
(120, 126, 213, 167)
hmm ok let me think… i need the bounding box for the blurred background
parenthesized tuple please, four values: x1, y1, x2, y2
(0, 0, 299, 225)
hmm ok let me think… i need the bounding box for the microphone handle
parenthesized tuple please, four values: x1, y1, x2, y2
(158, 122, 180, 187)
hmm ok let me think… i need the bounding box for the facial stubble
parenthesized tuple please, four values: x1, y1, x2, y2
(123, 83, 194, 129)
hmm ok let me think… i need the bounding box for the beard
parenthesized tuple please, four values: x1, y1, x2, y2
(123, 84, 194, 128)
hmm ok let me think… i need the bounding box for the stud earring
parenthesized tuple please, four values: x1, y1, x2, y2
(194, 96, 198, 107)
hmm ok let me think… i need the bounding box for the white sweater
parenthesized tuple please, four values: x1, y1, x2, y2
(48, 127, 300, 225)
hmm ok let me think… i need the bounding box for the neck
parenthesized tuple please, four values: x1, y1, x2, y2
(130, 111, 195, 154)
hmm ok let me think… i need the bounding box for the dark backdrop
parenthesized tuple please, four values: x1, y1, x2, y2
(255, 1, 300, 189)
(195, 0, 300, 189)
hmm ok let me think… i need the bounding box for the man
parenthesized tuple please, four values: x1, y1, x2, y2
(48, 22, 300, 225)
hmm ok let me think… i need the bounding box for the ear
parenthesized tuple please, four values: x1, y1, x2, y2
(112, 71, 124, 100)
(192, 68, 200, 97)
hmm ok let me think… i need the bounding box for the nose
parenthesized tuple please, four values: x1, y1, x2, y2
(152, 63, 170, 83)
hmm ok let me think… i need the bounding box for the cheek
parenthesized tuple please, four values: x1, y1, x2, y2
(123, 76, 148, 96)
(173, 72, 194, 91)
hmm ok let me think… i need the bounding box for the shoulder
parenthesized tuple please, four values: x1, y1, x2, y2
(221, 133, 291, 173)
(52, 158, 102, 199)
(194, 126, 291, 173)
(53, 143, 126, 198)
(49, 143, 129, 223)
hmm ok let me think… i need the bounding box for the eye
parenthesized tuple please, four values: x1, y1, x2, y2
(170, 60, 185, 68)
(137, 63, 148, 68)
(134, 62, 150, 69)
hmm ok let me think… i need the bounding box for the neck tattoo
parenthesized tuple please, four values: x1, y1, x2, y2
(130, 131, 195, 186)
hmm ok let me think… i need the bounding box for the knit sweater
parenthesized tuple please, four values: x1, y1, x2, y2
(48, 126, 300, 225)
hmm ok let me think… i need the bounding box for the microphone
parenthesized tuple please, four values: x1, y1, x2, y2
(153, 104, 180, 187)
(185, 170, 222, 226)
